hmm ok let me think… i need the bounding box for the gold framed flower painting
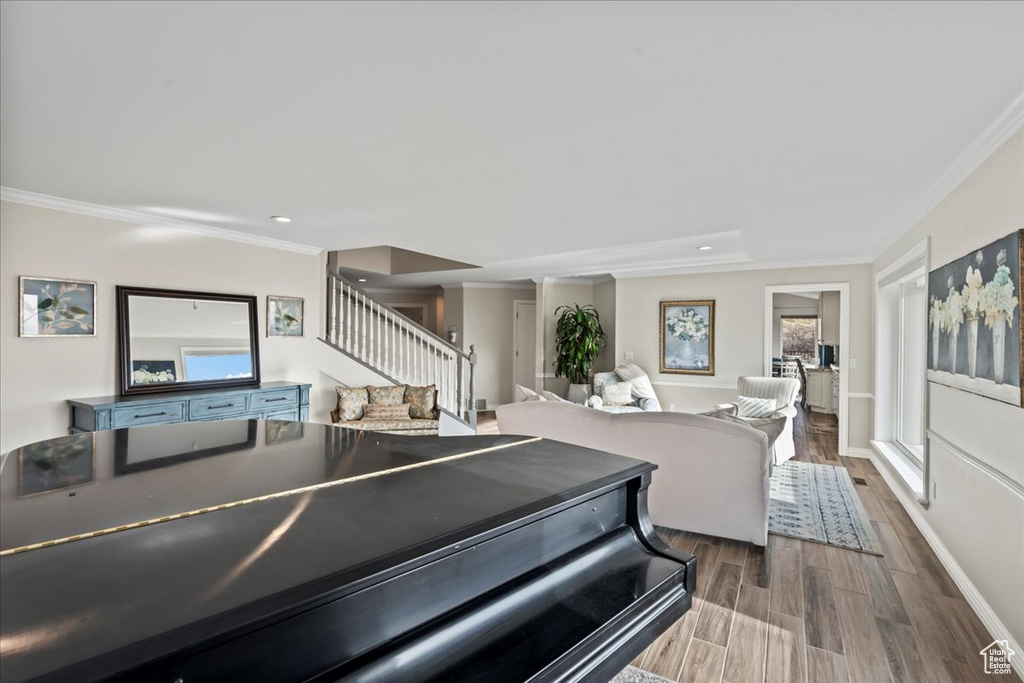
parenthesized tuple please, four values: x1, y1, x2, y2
(660, 300, 715, 375)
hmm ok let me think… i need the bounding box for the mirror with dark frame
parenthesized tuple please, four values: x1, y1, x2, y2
(117, 286, 261, 395)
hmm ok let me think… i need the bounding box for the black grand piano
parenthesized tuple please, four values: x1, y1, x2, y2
(0, 420, 694, 682)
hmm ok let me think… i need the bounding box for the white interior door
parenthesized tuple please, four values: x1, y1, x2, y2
(513, 301, 536, 391)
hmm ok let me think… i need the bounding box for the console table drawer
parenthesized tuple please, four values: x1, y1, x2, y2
(252, 388, 299, 410)
(189, 395, 249, 420)
(113, 402, 186, 428)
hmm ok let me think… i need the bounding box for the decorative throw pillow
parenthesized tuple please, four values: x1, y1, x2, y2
(736, 396, 778, 418)
(602, 381, 633, 406)
(614, 363, 657, 400)
(335, 386, 369, 422)
(539, 389, 570, 403)
(363, 403, 412, 420)
(514, 384, 540, 402)
(404, 384, 436, 419)
(367, 385, 405, 406)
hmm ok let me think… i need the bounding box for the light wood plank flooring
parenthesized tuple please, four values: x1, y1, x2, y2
(479, 408, 1020, 683)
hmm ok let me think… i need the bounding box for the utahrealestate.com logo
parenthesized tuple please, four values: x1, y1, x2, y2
(980, 640, 1016, 675)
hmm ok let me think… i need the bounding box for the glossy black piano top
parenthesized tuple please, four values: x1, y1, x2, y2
(0, 420, 671, 682)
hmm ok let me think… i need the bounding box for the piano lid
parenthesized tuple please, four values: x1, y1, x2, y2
(0, 421, 656, 682)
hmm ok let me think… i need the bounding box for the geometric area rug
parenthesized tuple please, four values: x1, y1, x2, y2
(769, 461, 884, 555)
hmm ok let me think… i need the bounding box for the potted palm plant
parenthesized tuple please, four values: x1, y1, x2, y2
(553, 304, 607, 403)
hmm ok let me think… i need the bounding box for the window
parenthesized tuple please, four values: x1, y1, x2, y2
(781, 317, 818, 362)
(179, 347, 254, 381)
(896, 273, 927, 463)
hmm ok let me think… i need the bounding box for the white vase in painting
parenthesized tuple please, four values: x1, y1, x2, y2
(966, 317, 979, 379)
(931, 325, 940, 370)
(679, 339, 694, 362)
(948, 324, 960, 375)
(992, 321, 1007, 385)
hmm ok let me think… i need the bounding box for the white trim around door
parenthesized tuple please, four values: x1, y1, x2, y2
(764, 282, 852, 457)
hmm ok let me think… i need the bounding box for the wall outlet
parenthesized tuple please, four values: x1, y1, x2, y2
(850, 358, 858, 369)
(669, 404, 676, 412)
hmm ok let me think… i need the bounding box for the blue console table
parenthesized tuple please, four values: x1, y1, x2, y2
(68, 381, 311, 432)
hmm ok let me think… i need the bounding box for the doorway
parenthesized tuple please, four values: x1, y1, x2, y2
(513, 300, 536, 392)
(764, 283, 851, 456)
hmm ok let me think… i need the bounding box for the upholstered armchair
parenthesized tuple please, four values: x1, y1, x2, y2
(718, 376, 800, 465)
(591, 367, 662, 413)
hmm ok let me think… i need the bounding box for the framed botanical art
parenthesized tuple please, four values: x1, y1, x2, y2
(927, 229, 1022, 407)
(19, 276, 97, 337)
(267, 295, 305, 337)
(660, 300, 715, 375)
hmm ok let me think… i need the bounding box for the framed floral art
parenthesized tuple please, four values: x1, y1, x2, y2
(660, 299, 715, 375)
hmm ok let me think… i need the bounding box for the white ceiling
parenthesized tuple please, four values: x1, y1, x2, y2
(2, 1, 1022, 286)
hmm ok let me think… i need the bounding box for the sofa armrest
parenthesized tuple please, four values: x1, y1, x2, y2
(640, 396, 662, 412)
(714, 402, 738, 415)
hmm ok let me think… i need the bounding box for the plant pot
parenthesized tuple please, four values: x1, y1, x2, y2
(948, 324, 959, 375)
(993, 320, 1007, 385)
(567, 383, 592, 404)
(931, 325, 940, 370)
(966, 317, 979, 379)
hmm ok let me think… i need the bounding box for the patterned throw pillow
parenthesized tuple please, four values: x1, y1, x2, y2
(404, 384, 436, 419)
(367, 385, 405, 406)
(335, 386, 369, 421)
(363, 403, 412, 420)
(736, 396, 778, 418)
(602, 381, 633, 406)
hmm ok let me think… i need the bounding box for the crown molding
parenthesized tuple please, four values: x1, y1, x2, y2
(441, 282, 536, 290)
(870, 89, 1024, 263)
(363, 287, 442, 295)
(611, 255, 872, 279)
(0, 187, 324, 256)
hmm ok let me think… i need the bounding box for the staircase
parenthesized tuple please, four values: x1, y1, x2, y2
(322, 270, 477, 425)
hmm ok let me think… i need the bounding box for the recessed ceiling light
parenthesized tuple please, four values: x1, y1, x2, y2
(697, 245, 713, 251)
(271, 215, 292, 223)
(358, 278, 367, 282)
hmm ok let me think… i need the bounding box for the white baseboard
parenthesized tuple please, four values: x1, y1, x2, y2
(845, 447, 873, 458)
(867, 446, 1023, 678)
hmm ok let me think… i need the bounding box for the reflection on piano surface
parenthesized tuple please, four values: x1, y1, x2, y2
(0, 421, 694, 682)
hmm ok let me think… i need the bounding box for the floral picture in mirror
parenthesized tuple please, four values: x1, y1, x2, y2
(267, 295, 305, 337)
(927, 229, 1022, 407)
(660, 299, 715, 375)
(19, 276, 97, 337)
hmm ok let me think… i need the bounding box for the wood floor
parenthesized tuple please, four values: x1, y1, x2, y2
(480, 408, 1020, 683)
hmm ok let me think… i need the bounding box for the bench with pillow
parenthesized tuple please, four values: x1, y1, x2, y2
(331, 384, 440, 435)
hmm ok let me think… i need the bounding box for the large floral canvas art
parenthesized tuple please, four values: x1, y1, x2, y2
(927, 229, 1022, 407)
(19, 276, 96, 337)
(660, 300, 715, 375)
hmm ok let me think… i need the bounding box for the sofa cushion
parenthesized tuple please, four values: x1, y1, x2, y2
(614, 363, 657, 401)
(737, 396, 778, 418)
(514, 384, 541, 402)
(335, 386, 369, 421)
(592, 372, 620, 400)
(364, 403, 412, 420)
(602, 381, 634, 406)
(539, 389, 570, 403)
(367, 385, 405, 406)
(404, 384, 436, 419)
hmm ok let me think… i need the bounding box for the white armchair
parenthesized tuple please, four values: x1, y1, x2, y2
(719, 376, 800, 466)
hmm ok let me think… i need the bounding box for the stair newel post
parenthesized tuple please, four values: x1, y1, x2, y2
(468, 345, 478, 429)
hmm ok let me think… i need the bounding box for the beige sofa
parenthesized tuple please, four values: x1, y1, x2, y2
(496, 401, 771, 545)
